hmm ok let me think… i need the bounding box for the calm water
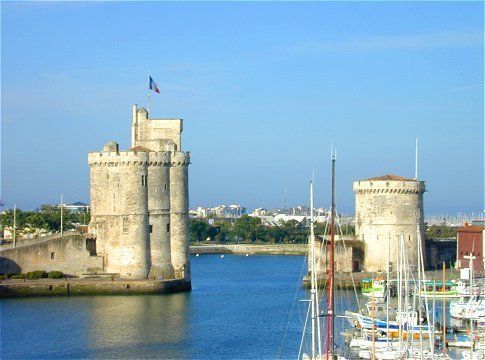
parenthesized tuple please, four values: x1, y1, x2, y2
(1, 255, 313, 359)
(0, 255, 461, 359)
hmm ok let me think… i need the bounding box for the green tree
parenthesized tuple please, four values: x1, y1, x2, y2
(214, 221, 233, 243)
(0, 208, 27, 230)
(38, 205, 77, 231)
(426, 225, 457, 239)
(23, 212, 49, 232)
(189, 219, 209, 242)
(233, 215, 262, 242)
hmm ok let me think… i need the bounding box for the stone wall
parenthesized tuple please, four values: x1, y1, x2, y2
(190, 243, 307, 255)
(0, 234, 103, 276)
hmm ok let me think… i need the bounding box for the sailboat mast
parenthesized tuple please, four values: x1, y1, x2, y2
(442, 262, 447, 353)
(310, 179, 323, 359)
(310, 180, 316, 358)
(329, 152, 336, 356)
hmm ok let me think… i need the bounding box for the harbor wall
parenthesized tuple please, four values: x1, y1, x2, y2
(0, 278, 191, 298)
(0, 234, 103, 276)
(190, 243, 307, 255)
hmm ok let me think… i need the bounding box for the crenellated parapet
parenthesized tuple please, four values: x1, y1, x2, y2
(88, 151, 150, 167)
(353, 180, 425, 195)
(148, 151, 172, 166)
(171, 151, 190, 166)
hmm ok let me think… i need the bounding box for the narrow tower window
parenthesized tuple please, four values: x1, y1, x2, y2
(122, 217, 129, 234)
(141, 175, 148, 186)
(166, 223, 170, 233)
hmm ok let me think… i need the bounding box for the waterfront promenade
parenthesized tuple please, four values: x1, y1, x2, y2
(190, 243, 307, 255)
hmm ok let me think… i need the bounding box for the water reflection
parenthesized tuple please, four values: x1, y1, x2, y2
(87, 293, 189, 358)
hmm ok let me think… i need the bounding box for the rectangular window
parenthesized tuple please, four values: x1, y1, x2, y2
(166, 223, 170, 233)
(149, 225, 153, 233)
(50, 252, 55, 259)
(141, 175, 148, 186)
(122, 217, 129, 234)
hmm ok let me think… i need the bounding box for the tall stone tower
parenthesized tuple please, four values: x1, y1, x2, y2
(88, 105, 191, 281)
(353, 175, 425, 273)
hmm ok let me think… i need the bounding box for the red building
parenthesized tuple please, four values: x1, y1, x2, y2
(457, 223, 484, 274)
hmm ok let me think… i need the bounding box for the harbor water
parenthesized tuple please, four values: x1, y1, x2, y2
(0, 255, 466, 359)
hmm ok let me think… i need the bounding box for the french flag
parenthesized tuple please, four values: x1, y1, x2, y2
(149, 76, 160, 93)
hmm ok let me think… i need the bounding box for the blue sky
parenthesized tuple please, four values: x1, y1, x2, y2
(2, 1, 483, 214)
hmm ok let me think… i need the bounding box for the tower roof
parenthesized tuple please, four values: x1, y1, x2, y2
(363, 174, 416, 182)
(130, 145, 152, 152)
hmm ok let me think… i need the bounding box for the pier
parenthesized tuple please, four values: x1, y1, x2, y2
(0, 278, 191, 298)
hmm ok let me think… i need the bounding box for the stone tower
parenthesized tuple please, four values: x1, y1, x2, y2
(88, 105, 190, 281)
(353, 175, 425, 273)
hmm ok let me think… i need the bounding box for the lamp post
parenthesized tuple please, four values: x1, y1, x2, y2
(60, 195, 64, 236)
(13, 204, 17, 248)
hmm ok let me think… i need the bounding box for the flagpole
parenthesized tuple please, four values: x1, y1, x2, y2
(147, 70, 151, 114)
(415, 137, 419, 180)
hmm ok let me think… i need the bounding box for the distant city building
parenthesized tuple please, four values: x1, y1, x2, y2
(193, 204, 246, 219)
(63, 202, 90, 213)
(257, 216, 278, 226)
(250, 208, 268, 216)
(274, 214, 307, 224)
(457, 223, 484, 274)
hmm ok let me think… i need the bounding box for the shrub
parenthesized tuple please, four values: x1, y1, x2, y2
(6, 273, 17, 279)
(10, 274, 26, 279)
(26, 271, 48, 280)
(48, 271, 64, 279)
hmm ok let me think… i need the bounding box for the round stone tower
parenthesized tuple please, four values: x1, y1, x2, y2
(353, 174, 425, 273)
(170, 151, 191, 280)
(88, 143, 151, 279)
(147, 151, 174, 279)
(88, 105, 191, 285)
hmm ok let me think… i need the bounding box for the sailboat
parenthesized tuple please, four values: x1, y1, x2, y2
(450, 249, 485, 321)
(299, 153, 347, 360)
(360, 278, 386, 300)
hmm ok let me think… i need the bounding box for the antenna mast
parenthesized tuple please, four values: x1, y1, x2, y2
(415, 137, 419, 180)
(284, 188, 288, 211)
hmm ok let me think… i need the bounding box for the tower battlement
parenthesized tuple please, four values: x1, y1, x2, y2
(88, 149, 150, 167)
(131, 105, 183, 152)
(353, 180, 425, 195)
(171, 151, 190, 166)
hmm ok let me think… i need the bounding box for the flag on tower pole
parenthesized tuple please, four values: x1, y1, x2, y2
(147, 72, 160, 114)
(149, 76, 160, 93)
